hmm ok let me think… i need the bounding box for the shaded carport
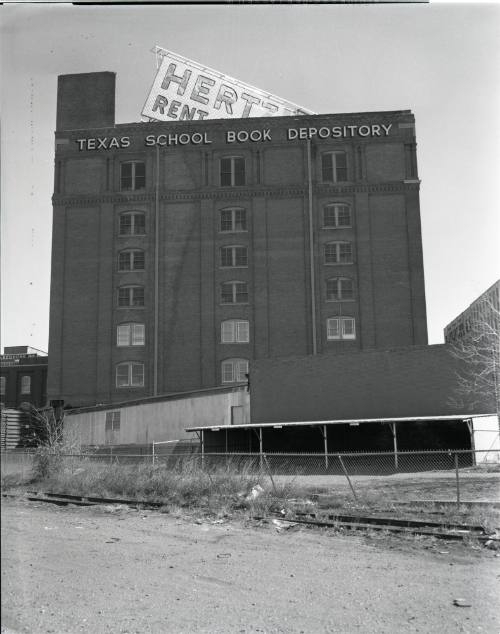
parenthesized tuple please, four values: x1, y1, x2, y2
(186, 414, 482, 474)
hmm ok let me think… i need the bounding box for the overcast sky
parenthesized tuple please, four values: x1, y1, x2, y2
(1, 3, 499, 351)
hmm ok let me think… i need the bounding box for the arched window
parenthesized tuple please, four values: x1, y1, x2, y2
(323, 204, 351, 228)
(117, 323, 145, 346)
(220, 281, 248, 304)
(220, 207, 247, 232)
(118, 286, 145, 307)
(118, 249, 145, 271)
(115, 362, 144, 387)
(324, 241, 352, 264)
(221, 358, 248, 384)
(119, 212, 146, 236)
(326, 278, 354, 301)
(220, 246, 248, 268)
(221, 320, 250, 343)
(321, 151, 347, 183)
(21, 375, 32, 394)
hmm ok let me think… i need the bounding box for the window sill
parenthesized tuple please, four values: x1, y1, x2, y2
(325, 299, 355, 303)
(322, 226, 352, 230)
(324, 262, 354, 266)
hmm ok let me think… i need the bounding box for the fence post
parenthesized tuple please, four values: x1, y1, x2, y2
(454, 452, 460, 510)
(338, 454, 358, 503)
(262, 453, 277, 495)
(152, 442, 155, 466)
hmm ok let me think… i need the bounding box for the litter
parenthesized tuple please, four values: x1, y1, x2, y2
(217, 553, 231, 558)
(453, 598, 472, 608)
(272, 519, 298, 532)
(245, 485, 264, 502)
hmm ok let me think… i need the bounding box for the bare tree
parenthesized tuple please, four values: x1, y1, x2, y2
(19, 402, 64, 448)
(448, 299, 500, 420)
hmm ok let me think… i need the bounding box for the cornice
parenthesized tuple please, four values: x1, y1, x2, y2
(52, 181, 420, 207)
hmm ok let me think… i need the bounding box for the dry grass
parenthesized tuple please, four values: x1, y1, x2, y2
(32, 455, 306, 517)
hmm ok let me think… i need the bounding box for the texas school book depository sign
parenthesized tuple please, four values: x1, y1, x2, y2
(142, 46, 314, 122)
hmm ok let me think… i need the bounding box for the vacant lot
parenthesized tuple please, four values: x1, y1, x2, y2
(1, 496, 499, 634)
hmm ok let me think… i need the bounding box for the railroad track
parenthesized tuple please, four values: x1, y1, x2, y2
(8, 491, 500, 543)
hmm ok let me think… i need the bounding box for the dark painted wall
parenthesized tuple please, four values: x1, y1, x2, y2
(250, 344, 495, 423)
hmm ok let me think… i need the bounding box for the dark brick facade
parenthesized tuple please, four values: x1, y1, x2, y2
(1, 348, 48, 409)
(49, 72, 427, 407)
(250, 344, 495, 424)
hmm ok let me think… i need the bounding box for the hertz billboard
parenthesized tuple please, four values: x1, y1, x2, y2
(142, 47, 313, 122)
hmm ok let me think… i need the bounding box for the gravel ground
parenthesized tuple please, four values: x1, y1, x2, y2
(1, 496, 500, 634)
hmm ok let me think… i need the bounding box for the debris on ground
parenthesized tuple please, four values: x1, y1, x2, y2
(245, 485, 264, 502)
(453, 598, 472, 608)
(272, 519, 298, 532)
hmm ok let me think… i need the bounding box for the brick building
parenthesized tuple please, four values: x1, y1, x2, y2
(444, 280, 500, 344)
(48, 72, 427, 407)
(0, 346, 48, 409)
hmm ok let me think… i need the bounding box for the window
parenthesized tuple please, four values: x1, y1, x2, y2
(118, 250, 145, 272)
(20, 375, 31, 394)
(220, 246, 248, 268)
(324, 241, 352, 264)
(326, 317, 356, 340)
(221, 281, 248, 304)
(321, 152, 348, 183)
(221, 358, 249, 384)
(116, 362, 144, 387)
(326, 278, 354, 301)
(117, 323, 145, 346)
(121, 162, 146, 191)
(0, 376, 5, 395)
(118, 286, 145, 307)
(221, 320, 250, 343)
(220, 157, 245, 186)
(119, 212, 146, 236)
(220, 208, 247, 232)
(105, 411, 121, 431)
(323, 204, 351, 228)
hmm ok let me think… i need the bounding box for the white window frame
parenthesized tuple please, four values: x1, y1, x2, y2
(323, 203, 351, 228)
(220, 156, 246, 187)
(221, 320, 250, 344)
(221, 281, 249, 305)
(20, 375, 32, 394)
(120, 161, 146, 191)
(221, 358, 249, 384)
(326, 277, 354, 302)
(118, 249, 145, 272)
(220, 245, 248, 268)
(115, 362, 145, 388)
(117, 323, 145, 347)
(118, 286, 145, 308)
(105, 411, 121, 431)
(324, 241, 353, 265)
(119, 212, 146, 236)
(220, 207, 247, 233)
(326, 317, 356, 340)
(321, 151, 348, 183)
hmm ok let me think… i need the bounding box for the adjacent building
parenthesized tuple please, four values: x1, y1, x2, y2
(0, 346, 48, 409)
(48, 71, 427, 407)
(444, 280, 500, 344)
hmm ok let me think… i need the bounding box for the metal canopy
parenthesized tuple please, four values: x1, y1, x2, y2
(185, 413, 491, 433)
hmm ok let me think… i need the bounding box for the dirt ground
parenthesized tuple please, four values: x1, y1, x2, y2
(1, 496, 499, 634)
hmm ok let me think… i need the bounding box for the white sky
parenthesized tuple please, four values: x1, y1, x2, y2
(1, 3, 499, 352)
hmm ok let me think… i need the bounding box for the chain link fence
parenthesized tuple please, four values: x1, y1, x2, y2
(2, 449, 499, 507)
